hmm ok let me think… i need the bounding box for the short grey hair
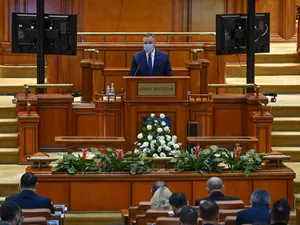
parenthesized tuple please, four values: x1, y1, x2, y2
(144, 33, 155, 38)
(251, 190, 270, 206)
(207, 177, 223, 191)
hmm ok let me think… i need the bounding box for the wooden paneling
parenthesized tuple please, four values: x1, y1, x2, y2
(222, 180, 253, 205)
(72, 106, 97, 136)
(70, 182, 131, 210)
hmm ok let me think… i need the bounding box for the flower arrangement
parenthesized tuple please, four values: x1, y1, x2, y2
(172, 145, 265, 176)
(133, 113, 182, 158)
(51, 147, 151, 175)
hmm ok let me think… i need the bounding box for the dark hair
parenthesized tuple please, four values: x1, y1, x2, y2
(251, 189, 270, 206)
(152, 181, 166, 196)
(20, 172, 38, 188)
(199, 200, 219, 221)
(0, 201, 21, 222)
(271, 199, 290, 222)
(179, 206, 198, 225)
(169, 192, 187, 208)
(144, 33, 155, 38)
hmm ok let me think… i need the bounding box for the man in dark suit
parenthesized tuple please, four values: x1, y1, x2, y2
(179, 206, 198, 225)
(130, 33, 172, 76)
(0, 201, 23, 225)
(5, 172, 54, 212)
(195, 177, 239, 206)
(199, 200, 219, 225)
(235, 189, 271, 225)
(271, 199, 290, 225)
(169, 192, 187, 217)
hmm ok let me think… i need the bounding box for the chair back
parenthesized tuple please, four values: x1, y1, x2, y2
(219, 209, 243, 221)
(224, 216, 237, 225)
(137, 210, 170, 225)
(156, 217, 203, 225)
(139, 201, 151, 210)
(23, 217, 47, 225)
(129, 202, 151, 225)
(22, 209, 51, 218)
(200, 200, 244, 210)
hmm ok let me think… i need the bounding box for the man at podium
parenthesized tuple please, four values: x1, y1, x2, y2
(130, 33, 172, 76)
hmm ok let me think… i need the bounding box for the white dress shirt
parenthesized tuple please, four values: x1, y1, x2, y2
(146, 49, 155, 68)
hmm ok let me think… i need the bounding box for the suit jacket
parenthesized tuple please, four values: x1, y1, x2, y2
(5, 190, 54, 212)
(129, 49, 172, 76)
(235, 205, 271, 225)
(195, 191, 239, 206)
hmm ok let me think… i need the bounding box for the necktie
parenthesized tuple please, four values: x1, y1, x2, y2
(147, 53, 152, 76)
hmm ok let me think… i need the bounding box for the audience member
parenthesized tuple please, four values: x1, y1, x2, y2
(5, 172, 54, 212)
(169, 192, 187, 217)
(152, 181, 166, 196)
(236, 189, 271, 225)
(195, 177, 239, 205)
(179, 206, 198, 225)
(271, 199, 290, 225)
(199, 200, 219, 225)
(150, 186, 172, 210)
(0, 201, 23, 225)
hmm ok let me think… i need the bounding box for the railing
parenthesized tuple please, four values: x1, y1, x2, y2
(77, 31, 216, 43)
(208, 84, 261, 97)
(23, 84, 73, 97)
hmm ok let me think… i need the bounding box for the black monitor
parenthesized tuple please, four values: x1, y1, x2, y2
(216, 13, 270, 55)
(12, 13, 77, 55)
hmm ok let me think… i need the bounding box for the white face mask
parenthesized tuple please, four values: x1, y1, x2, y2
(144, 44, 154, 53)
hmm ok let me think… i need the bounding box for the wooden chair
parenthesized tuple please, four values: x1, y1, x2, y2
(22, 209, 51, 218)
(136, 209, 170, 225)
(224, 216, 237, 225)
(219, 209, 243, 222)
(199, 200, 244, 210)
(23, 217, 47, 225)
(129, 201, 151, 225)
(156, 217, 203, 225)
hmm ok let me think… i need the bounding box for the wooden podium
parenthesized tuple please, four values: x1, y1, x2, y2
(123, 76, 190, 150)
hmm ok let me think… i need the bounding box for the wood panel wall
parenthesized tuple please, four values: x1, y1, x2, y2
(0, 0, 298, 90)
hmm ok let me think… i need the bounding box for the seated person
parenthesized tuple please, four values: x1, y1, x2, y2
(151, 180, 167, 196)
(129, 33, 172, 76)
(236, 189, 271, 225)
(179, 206, 198, 225)
(150, 186, 172, 210)
(195, 177, 239, 205)
(5, 172, 54, 212)
(199, 200, 219, 225)
(271, 199, 290, 225)
(169, 192, 187, 217)
(0, 201, 23, 225)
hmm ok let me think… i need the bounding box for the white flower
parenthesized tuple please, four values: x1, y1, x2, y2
(160, 113, 165, 118)
(166, 135, 171, 141)
(160, 152, 166, 157)
(150, 113, 155, 118)
(166, 146, 171, 151)
(147, 125, 152, 130)
(142, 142, 149, 147)
(154, 120, 158, 123)
(160, 140, 166, 145)
(143, 149, 147, 153)
(157, 128, 163, 133)
(147, 135, 153, 141)
(153, 153, 159, 158)
(137, 133, 143, 139)
(164, 126, 170, 132)
(174, 144, 180, 149)
(137, 143, 141, 146)
(172, 135, 177, 140)
(168, 141, 174, 146)
(157, 146, 162, 152)
(158, 136, 164, 141)
(134, 149, 140, 154)
(161, 121, 166, 126)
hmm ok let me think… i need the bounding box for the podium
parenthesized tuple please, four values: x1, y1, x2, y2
(123, 76, 190, 150)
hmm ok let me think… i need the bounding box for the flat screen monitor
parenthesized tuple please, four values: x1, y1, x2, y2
(216, 13, 270, 55)
(12, 13, 77, 55)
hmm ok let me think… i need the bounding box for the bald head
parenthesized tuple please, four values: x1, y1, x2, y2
(207, 177, 223, 191)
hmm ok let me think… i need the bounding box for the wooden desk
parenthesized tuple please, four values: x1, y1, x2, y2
(34, 165, 295, 211)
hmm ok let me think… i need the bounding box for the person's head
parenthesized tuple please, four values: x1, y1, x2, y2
(199, 200, 219, 224)
(179, 206, 198, 225)
(206, 177, 224, 194)
(143, 33, 156, 53)
(19, 172, 38, 192)
(0, 202, 22, 225)
(169, 192, 187, 214)
(250, 189, 270, 207)
(271, 199, 290, 224)
(152, 181, 166, 196)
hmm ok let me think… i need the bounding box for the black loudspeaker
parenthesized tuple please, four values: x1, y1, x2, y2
(187, 122, 198, 152)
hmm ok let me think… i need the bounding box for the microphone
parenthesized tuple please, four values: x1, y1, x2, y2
(134, 64, 140, 76)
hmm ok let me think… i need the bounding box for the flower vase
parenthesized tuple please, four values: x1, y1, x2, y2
(147, 157, 173, 170)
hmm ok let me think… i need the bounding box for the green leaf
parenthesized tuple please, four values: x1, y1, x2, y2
(67, 167, 76, 174)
